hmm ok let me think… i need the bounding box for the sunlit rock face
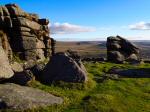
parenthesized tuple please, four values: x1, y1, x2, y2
(0, 4, 54, 61)
(0, 46, 14, 80)
(107, 35, 140, 63)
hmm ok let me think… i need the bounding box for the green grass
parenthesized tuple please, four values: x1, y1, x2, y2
(16, 62, 150, 112)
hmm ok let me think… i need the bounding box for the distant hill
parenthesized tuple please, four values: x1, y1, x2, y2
(56, 41, 150, 59)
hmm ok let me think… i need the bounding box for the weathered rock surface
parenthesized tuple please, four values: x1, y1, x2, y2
(0, 4, 54, 62)
(41, 52, 88, 84)
(31, 63, 46, 80)
(0, 83, 63, 110)
(107, 35, 140, 63)
(11, 62, 23, 72)
(0, 46, 14, 80)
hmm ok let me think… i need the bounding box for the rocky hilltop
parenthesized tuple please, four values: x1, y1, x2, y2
(0, 4, 88, 110)
(0, 3, 146, 111)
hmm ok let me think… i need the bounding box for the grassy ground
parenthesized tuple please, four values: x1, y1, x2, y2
(23, 62, 150, 112)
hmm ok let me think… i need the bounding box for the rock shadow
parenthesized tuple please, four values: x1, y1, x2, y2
(108, 68, 150, 78)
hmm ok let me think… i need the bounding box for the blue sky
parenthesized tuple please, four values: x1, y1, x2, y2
(1, 0, 150, 41)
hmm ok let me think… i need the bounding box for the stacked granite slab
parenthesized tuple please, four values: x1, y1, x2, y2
(0, 4, 52, 61)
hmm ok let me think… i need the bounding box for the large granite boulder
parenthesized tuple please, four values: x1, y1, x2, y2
(41, 52, 88, 84)
(107, 35, 140, 63)
(0, 46, 14, 80)
(0, 4, 54, 62)
(0, 83, 63, 110)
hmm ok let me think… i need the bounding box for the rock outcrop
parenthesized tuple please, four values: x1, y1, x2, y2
(0, 83, 63, 110)
(41, 52, 88, 84)
(0, 4, 54, 62)
(0, 3, 88, 85)
(107, 36, 140, 63)
(0, 3, 56, 82)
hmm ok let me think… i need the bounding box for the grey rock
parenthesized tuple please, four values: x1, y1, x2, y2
(31, 63, 46, 80)
(17, 27, 31, 32)
(21, 38, 37, 50)
(38, 18, 49, 25)
(127, 53, 138, 62)
(0, 83, 63, 110)
(42, 52, 87, 84)
(0, 46, 14, 80)
(36, 49, 45, 61)
(5, 4, 26, 17)
(12, 31, 36, 37)
(24, 50, 37, 61)
(0, 4, 53, 62)
(29, 13, 39, 22)
(36, 40, 45, 49)
(107, 51, 125, 63)
(107, 35, 140, 63)
(9, 70, 34, 85)
(11, 62, 23, 72)
(13, 17, 41, 30)
(2, 6, 9, 16)
(23, 59, 37, 69)
(0, 7, 3, 16)
(4, 16, 12, 28)
(0, 31, 13, 61)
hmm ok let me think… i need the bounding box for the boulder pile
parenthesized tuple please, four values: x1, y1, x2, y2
(107, 35, 140, 63)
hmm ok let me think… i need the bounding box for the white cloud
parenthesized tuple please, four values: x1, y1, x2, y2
(129, 21, 150, 30)
(49, 22, 96, 34)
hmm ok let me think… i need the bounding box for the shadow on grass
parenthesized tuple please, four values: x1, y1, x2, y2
(108, 68, 150, 78)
